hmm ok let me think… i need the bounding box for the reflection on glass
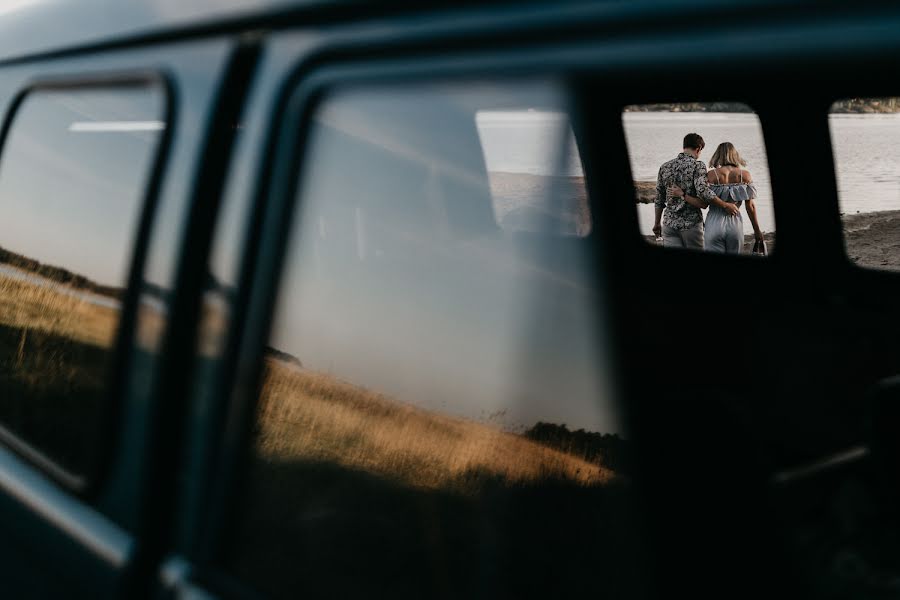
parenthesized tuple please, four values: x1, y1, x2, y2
(476, 110, 590, 236)
(623, 103, 774, 255)
(829, 98, 900, 272)
(230, 84, 642, 599)
(0, 86, 165, 476)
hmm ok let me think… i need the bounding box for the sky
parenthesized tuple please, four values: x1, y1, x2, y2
(0, 87, 164, 288)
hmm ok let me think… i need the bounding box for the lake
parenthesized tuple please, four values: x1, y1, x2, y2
(626, 112, 900, 236)
(478, 111, 900, 237)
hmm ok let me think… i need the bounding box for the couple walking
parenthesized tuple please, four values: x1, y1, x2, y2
(652, 133, 764, 253)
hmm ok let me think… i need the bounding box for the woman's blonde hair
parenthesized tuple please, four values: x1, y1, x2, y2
(709, 142, 747, 168)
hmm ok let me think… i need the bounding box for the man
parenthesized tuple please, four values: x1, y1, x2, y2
(653, 133, 740, 249)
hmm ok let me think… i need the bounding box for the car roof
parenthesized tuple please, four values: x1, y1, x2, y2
(0, 0, 862, 65)
(0, 0, 300, 62)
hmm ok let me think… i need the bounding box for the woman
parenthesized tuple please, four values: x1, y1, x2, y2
(670, 141, 764, 254)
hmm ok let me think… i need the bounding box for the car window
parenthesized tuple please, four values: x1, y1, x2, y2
(475, 109, 590, 236)
(829, 98, 900, 272)
(623, 103, 775, 256)
(0, 84, 166, 480)
(225, 81, 642, 599)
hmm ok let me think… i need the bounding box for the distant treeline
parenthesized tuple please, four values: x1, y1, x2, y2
(626, 99, 900, 113)
(265, 346, 303, 367)
(0, 246, 123, 299)
(625, 102, 753, 113)
(832, 98, 900, 113)
(524, 422, 630, 475)
(0, 245, 242, 305)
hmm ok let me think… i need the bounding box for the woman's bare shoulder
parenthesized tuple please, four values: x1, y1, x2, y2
(741, 169, 753, 183)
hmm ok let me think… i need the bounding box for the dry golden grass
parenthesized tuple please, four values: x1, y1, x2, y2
(0, 271, 118, 347)
(0, 268, 614, 493)
(0, 270, 173, 352)
(257, 357, 614, 494)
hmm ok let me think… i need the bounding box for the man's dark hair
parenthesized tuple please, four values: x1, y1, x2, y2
(683, 133, 705, 150)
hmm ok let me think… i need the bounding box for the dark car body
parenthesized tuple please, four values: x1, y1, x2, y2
(0, 1, 899, 598)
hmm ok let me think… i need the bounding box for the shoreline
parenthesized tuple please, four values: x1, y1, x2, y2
(640, 208, 900, 268)
(0, 245, 123, 299)
(642, 227, 776, 254)
(842, 209, 900, 270)
(624, 101, 900, 114)
(489, 173, 898, 267)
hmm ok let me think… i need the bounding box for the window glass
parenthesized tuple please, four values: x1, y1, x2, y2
(228, 83, 642, 599)
(829, 98, 900, 272)
(475, 110, 590, 236)
(0, 85, 165, 478)
(623, 103, 774, 255)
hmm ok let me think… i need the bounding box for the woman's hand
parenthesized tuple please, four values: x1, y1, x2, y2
(667, 185, 685, 197)
(755, 230, 765, 241)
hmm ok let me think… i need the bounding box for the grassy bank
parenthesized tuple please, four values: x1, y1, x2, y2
(0, 259, 641, 597)
(256, 358, 614, 494)
(233, 358, 638, 599)
(0, 271, 116, 474)
(0, 271, 117, 347)
(0, 246, 123, 299)
(0, 322, 109, 474)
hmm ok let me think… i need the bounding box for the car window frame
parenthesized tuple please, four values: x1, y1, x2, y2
(192, 43, 625, 596)
(825, 94, 900, 278)
(0, 71, 175, 493)
(619, 100, 777, 258)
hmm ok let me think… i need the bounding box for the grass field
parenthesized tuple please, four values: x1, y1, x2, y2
(0, 270, 116, 473)
(0, 264, 640, 597)
(0, 271, 118, 348)
(256, 357, 614, 495)
(237, 359, 637, 599)
(1, 264, 620, 491)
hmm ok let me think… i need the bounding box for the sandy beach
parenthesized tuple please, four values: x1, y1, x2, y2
(636, 180, 900, 265)
(842, 210, 900, 270)
(489, 173, 900, 266)
(640, 198, 900, 265)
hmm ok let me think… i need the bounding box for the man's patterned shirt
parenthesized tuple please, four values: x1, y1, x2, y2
(655, 152, 717, 230)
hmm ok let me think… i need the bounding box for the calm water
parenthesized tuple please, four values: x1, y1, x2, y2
(479, 111, 900, 238)
(476, 111, 582, 177)
(622, 112, 775, 236)
(830, 113, 900, 215)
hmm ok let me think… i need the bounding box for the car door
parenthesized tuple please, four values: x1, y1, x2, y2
(0, 36, 242, 597)
(157, 2, 900, 599)
(159, 9, 651, 599)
